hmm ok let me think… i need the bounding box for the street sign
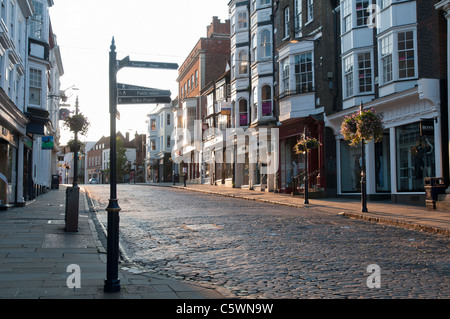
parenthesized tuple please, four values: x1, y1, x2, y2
(117, 83, 171, 98)
(117, 96, 171, 105)
(120, 59, 178, 70)
(117, 83, 167, 91)
(118, 89, 171, 97)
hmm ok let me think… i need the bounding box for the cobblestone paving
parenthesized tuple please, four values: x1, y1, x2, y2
(85, 184, 450, 299)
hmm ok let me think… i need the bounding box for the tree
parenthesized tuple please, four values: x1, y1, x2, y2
(116, 137, 128, 182)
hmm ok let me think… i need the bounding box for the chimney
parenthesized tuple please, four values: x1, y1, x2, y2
(126, 132, 129, 142)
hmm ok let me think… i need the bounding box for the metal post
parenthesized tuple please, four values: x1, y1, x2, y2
(360, 103, 368, 213)
(361, 138, 368, 212)
(104, 37, 121, 293)
(304, 126, 309, 204)
(73, 97, 79, 187)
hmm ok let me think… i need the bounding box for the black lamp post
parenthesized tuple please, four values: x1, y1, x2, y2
(104, 38, 121, 293)
(73, 97, 79, 187)
(303, 126, 309, 204)
(360, 103, 368, 213)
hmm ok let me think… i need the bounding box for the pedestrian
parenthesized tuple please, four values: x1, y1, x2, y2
(183, 166, 187, 187)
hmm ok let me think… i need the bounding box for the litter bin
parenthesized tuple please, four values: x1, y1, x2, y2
(424, 177, 447, 210)
(51, 175, 59, 189)
(65, 186, 79, 232)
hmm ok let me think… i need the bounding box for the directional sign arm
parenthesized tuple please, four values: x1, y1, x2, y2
(117, 96, 172, 105)
(120, 60, 178, 70)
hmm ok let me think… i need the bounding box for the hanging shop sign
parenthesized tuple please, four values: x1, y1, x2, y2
(42, 136, 54, 150)
(420, 119, 434, 137)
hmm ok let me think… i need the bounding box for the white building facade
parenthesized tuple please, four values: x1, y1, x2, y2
(145, 103, 174, 182)
(229, 0, 276, 190)
(0, 0, 44, 208)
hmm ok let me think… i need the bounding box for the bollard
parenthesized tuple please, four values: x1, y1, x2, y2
(65, 186, 80, 232)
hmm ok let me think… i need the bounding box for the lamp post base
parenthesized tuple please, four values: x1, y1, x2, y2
(104, 199, 121, 293)
(104, 279, 121, 293)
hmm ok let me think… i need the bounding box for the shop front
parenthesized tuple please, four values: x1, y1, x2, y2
(0, 106, 29, 208)
(278, 117, 325, 195)
(326, 82, 443, 205)
(0, 132, 18, 208)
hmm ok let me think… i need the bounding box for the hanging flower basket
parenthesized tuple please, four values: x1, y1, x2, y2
(67, 139, 85, 153)
(64, 113, 90, 136)
(341, 108, 383, 146)
(294, 137, 321, 154)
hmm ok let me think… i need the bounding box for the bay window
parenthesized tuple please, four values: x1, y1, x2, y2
(260, 30, 271, 59)
(343, 55, 354, 98)
(358, 52, 372, 93)
(238, 12, 248, 30)
(261, 85, 272, 117)
(294, 52, 313, 93)
(397, 31, 415, 79)
(356, 0, 370, 27)
(239, 99, 248, 126)
(341, 0, 352, 34)
(379, 29, 416, 85)
(281, 58, 290, 94)
(380, 35, 393, 84)
(238, 51, 248, 75)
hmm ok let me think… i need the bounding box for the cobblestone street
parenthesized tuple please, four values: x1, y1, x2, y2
(85, 184, 450, 299)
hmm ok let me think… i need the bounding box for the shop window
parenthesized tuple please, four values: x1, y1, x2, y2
(280, 137, 302, 193)
(396, 122, 435, 192)
(375, 133, 391, 192)
(340, 140, 362, 193)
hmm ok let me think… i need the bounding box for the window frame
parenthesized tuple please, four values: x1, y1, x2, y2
(378, 29, 417, 86)
(355, 0, 370, 27)
(237, 11, 248, 30)
(261, 85, 272, 117)
(260, 30, 271, 59)
(238, 51, 248, 75)
(357, 51, 373, 93)
(343, 55, 354, 98)
(306, 0, 313, 23)
(29, 67, 43, 106)
(239, 99, 248, 127)
(294, 52, 314, 94)
(294, 0, 303, 33)
(284, 6, 290, 39)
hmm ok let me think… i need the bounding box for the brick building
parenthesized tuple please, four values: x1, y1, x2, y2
(175, 16, 230, 183)
(273, 0, 339, 195)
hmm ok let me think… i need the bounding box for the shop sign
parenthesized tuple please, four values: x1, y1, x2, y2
(0, 126, 13, 144)
(42, 136, 54, 150)
(420, 120, 434, 137)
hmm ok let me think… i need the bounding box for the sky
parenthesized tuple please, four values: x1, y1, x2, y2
(49, 0, 230, 145)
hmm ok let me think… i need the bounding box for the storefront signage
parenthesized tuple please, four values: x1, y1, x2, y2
(420, 119, 434, 136)
(0, 126, 13, 143)
(42, 136, 54, 150)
